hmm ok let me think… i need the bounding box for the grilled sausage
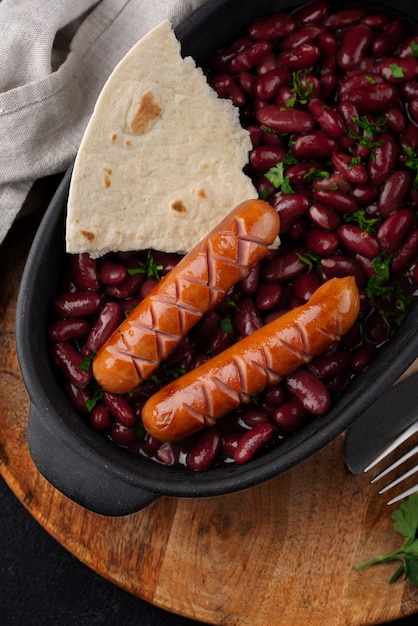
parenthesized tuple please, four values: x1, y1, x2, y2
(92, 199, 280, 394)
(141, 276, 360, 441)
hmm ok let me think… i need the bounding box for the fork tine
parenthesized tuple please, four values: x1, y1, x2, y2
(387, 484, 418, 506)
(363, 422, 418, 473)
(370, 442, 418, 484)
(377, 462, 418, 494)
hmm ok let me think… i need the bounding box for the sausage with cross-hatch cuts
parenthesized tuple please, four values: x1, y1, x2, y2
(92, 199, 280, 394)
(141, 276, 360, 442)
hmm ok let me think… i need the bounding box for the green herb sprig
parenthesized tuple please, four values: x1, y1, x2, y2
(355, 493, 418, 584)
(128, 253, 164, 281)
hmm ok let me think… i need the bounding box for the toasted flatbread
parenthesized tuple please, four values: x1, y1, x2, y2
(66, 20, 257, 256)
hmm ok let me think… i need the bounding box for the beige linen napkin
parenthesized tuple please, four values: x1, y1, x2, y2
(0, 0, 208, 246)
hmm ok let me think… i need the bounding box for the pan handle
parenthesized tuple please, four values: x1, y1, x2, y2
(27, 403, 159, 516)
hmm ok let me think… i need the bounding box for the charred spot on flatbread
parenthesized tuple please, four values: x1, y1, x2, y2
(103, 167, 112, 188)
(171, 200, 187, 213)
(80, 230, 96, 243)
(129, 91, 162, 135)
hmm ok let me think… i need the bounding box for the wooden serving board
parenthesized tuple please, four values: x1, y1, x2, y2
(2, 193, 418, 626)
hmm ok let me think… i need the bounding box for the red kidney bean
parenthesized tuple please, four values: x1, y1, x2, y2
(273, 396, 308, 432)
(240, 265, 261, 296)
(291, 131, 338, 159)
(284, 162, 321, 186)
(47, 318, 90, 343)
(293, 0, 330, 25)
(229, 41, 272, 73)
(272, 192, 310, 233)
(351, 184, 378, 206)
(372, 19, 406, 58)
(339, 77, 397, 114)
(247, 12, 297, 40)
(237, 71, 257, 96)
(90, 405, 112, 432)
(323, 7, 368, 30)
(187, 426, 222, 471)
(222, 433, 242, 459)
(377, 209, 415, 254)
(293, 272, 321, 303)
(352, 253, 375, 279)
(280, 25, 325, 51)
(71, 253, 100, 291)
(378, 170, 413, 218)
(325, 370, 350, 395)
(375, 57, 418, 83)
(331, 152, 368, 184)
(337, 24, 373, 72)
(99, 259, 127, 286)
(312, 172, 351, 194)
(233, 423, 275, 464)
(279, 44, 321, 71)
(240, 406, 270, 428)
(285, 368, 331, 415)
(65, 381, 91, 415)
(103, 391, 136, 428)
(210, 326, 237, 355)
(287, 218, 309, 242)
(246, 125, 262, 148)
(367, 133, 398, 186)
(366, 309, 391, 345)
(255, 68, 291, 101)
(262, 249, 306, 282)
(319, 256, 366, 288)
(390, 229, 418, 274)
(399, 122, 418, 156)
(111, 422, 138, 447)
(233, 297, 263, 337)
(211, 38, 251, 73)
(319, 70, 338, 101)
(249, 145, 286, 171)
(256, 107, 315, 134)
(409, 99, 418, 124)
(50, 342, 92, 388)
(337, 225, 380, 259)
(263, 383, 289, 407)
(313, 189, 359, 214)
(307, 346, 351, 379)
(362, 14, 391, 30)
(308, 98, 345, 137)
(399, 80, 418, 102)
(86, 301, 123, 352)
(261, 130, 286, 148)
(308, 203, 342, 230)
(209, 73, 233, 98)
(106, 273, 144, 299)
(140, 277, 158, 299)
(255, 282, 282, 311)
(383, 106, 406, 134)
(318, 31, 338, 68)
(52, 290, 101, 319)
(350, 344, 375, 374)
(305, 228, 339, 256)
(397, 35, 418, 59)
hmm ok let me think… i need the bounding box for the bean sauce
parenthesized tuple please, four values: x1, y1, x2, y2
(48, 1, 418, 471)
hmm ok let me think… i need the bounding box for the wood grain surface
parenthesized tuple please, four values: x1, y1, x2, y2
(2, 192, 418, 626)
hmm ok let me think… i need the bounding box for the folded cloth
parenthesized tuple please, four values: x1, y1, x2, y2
(0, 0, 208, 246)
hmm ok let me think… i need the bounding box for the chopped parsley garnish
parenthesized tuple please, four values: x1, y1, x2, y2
(220, 315, 234, 334)
(265, 162, 294, 194)
(290, 69, 314, 104)
(85, 386, 104, 412)
(348, 115, 387, 148)
(295, 250, 321, 273)
(404, 146, 418, 187)
(302, 167, 330, 181)
(390, 63, 405, 79)
(343, 210, 379, 234)
(410, 40, 418, 59)
(79, 353, 95, 372)
(128, 253, 164, 280)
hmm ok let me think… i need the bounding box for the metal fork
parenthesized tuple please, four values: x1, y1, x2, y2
(364, 421, 418, 505)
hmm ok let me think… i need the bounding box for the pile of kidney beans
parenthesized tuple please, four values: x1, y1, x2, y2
(49, 1, 418, 470)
